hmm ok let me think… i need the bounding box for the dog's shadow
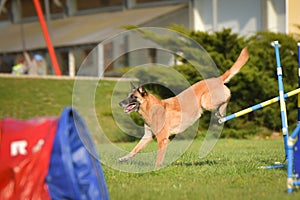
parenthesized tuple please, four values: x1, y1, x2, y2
(174, 159, 218, 167)
(117, 159, 219, 169)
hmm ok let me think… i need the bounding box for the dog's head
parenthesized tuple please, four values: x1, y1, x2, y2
(119, 82, 148, 114)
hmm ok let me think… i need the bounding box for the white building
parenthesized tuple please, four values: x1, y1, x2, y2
(190, 0, 290, 36)
(0, 0, 298, 76)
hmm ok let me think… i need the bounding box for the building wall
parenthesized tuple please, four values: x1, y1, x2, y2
(263, 0, 286, 33)
(190, 0, 212, 31)
(288, 0, 300, 37)
(217, 0, 262, 35)
(192, 0, 263, 35)
(191, 0, 287, 36)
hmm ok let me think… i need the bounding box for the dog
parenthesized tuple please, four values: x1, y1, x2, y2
(119, 47, 249, 167)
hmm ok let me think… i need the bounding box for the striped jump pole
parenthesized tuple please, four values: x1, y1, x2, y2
(218, 88, 300, 124)
(274, 40, 289, 159)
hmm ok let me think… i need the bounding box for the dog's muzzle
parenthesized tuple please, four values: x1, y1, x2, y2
(119, 100, 139, 114)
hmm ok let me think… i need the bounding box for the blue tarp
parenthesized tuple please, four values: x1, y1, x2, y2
(46, 107, 109, 200)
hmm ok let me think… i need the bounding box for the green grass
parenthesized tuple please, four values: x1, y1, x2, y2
(0, 77, 74, 118)
(0, 76, 126, 141)
(104, 139, 296, 200)
(1, 76, 298, 199)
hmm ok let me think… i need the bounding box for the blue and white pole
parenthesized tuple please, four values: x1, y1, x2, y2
(287, 125, 300, 193)
(287, 42, 300, 193)
(274, 40, 289, 159)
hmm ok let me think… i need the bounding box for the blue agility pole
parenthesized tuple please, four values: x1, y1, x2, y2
(274, 40, 289, 159)
(286, 42, 300, 193)
(262, 41, 291, 171)
(259, 163, 286, 169)
(218, 88, 300, 124)
(287, 124, 300, 193)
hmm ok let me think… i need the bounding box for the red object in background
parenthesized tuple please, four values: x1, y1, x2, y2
(0, 117, 58, 200)
(32, 0, 61, 76)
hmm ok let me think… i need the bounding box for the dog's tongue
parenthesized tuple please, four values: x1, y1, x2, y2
(125, 104, 136, 113)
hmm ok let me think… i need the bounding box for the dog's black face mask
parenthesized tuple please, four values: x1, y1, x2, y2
(119, 92, 140, 114)
(119, 82, 147, 114)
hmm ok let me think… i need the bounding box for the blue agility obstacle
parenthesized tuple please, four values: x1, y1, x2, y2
(0, 107, 109, 199)
(46, 107, 110, 199)
(219, 41, 300, 192)
(286, 42, 300, 193)
(272, 41, 300, 193)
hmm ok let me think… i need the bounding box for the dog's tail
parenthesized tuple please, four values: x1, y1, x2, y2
(220, 47, 249, 83)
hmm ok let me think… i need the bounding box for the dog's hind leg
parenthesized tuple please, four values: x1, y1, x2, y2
(155, 138, 169, 168)
(155, 128, 170, 168)
(215, 101, 228, 118)
(118, 124, 153, 162)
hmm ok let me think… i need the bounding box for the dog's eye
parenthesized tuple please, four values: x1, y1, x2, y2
(130, 94, 137, 99)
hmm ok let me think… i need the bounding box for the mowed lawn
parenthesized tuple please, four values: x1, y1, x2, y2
(104, 139, 297, 200)
(1, 76, 298, 199)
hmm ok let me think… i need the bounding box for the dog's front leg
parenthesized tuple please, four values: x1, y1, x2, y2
(119, 124, 153, 162)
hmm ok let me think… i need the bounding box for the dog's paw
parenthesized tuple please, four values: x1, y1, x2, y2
(118, 156, 129, 162)
(214, 111, 224, 119)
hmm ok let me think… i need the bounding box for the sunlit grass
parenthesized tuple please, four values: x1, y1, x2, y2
(1, 77, 298, 199)
(103, 139, 298, 200)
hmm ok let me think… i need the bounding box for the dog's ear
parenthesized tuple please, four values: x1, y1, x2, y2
(130, 81, 136, 91)
(138, 86, 148, 97)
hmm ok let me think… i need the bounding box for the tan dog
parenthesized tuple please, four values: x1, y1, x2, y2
(119, 47, 249, 167)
